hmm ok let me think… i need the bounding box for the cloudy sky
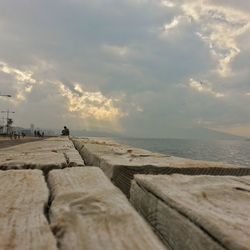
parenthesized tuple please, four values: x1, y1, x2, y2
(0, 0, 250, 138)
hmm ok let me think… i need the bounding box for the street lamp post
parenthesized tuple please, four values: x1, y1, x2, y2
(0, 117, 5, 134)
(0, 93, 12, 135)
(1, 110, 15, 135)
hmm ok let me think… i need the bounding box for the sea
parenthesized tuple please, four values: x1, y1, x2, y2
(111, 138, 250, 167)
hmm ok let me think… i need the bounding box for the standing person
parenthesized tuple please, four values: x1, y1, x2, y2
(61, 126, 70, 136)
(37, 130, 41, 137)
(34, 130, 37, 137)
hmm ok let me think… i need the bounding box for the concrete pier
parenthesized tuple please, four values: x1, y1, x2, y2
(0, 170, 57, 250)
(72, 138, 250, 197)
(48, 167, 165, 250)
(0, 136, 249, 250)
(0, 137, 84, 172)
(130, 174, 250, 250)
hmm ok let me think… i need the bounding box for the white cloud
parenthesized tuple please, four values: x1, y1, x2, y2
(0, 0, 249, 137)
(0, 59, 126, 131)
(0, 61, 36, 84)
(162, 15, 192, 34)
(189, 78, 225, 98)
(164, 17, 180, 32)
(74, 83, 84, 94)
(136, 106, 143, 112)
(57, 81, 124, 122)
(102, 44, 133, 58)
(161, 0, 175, 8)
(180, 1, 250, 77)
(0, 61, 38, 102)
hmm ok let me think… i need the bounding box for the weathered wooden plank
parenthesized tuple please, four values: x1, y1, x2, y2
(72, 138, 250, 197)
(0, 170, 57, 250)
(48, 167, 166, 250)
(130, 174, 250, 250)
(0, 137, 84, 171)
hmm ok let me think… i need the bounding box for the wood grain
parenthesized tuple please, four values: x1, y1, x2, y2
(0, 170, 57, 250)
(130, 174, 250, 250)
(48, 167, 166, 250)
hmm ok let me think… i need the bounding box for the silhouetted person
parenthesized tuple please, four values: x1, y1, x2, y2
(37, 130, 41, 137)
(34, 130, 37, 137)
(61, 126, 70, 136)
(42, 131, 44, 137)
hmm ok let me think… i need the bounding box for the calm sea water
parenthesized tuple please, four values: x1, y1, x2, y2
(112, 138, 250, 167)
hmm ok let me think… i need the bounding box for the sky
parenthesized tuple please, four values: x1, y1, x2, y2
(0, 0, 250, 138)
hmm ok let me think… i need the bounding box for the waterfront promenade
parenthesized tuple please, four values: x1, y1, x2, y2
(0, 137, 249, 250)
(0, 136, 45, 149)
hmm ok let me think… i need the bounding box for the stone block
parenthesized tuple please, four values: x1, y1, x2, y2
(48, 167, 166, 250)
(72, 138, 250, 197)
(130, 174, 250, 250)
(0, 170, 57, 250)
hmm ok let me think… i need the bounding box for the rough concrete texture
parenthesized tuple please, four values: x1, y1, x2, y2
(48, 167, 166, 250)
(0, 137, 84, 171)
(0, 170, 57, 250)
(1, 137, 250, 250)
(72, 138, 250, 197)
(130, 174, 250, 250)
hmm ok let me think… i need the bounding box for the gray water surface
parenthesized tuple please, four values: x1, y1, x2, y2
(113, 138, 250, 167)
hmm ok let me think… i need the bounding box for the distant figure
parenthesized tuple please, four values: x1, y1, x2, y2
(37, 130, 41, 137)
(42, 131, 44, 137)
(34, 130, 37, 137)
(61, 126, 70, 136)
(10, 131, 14, 140)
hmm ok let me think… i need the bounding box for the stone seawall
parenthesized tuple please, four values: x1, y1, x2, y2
(72, 138, 250, 197)
(0, 136, 249, 250)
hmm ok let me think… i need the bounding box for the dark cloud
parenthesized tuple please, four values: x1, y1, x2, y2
(0, 0, 250, 137)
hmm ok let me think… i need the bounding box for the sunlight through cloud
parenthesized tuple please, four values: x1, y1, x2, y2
(189, 78, 225, 98)
(58, 82, 124, 122)
(0, 61, 38, 102)
(161, 0, 175, 8)
(181, 1, 250, 77)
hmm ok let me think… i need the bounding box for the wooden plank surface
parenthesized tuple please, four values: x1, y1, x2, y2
(0, 137, 84, 171)
(130, 174, 250, 250)
(48, 167, 166, 250)
(0, 170, 57, 250)
(72, 138, 250, 197)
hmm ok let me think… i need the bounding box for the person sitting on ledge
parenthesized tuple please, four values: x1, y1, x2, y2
(61, 126, 70, 136)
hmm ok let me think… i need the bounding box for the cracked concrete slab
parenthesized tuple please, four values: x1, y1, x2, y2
(72, 138, 250, 197)
(0, 137, 84, 171)
(130, 174, 250, 250)
(48, 167, 166, 250)
(0, 170, 57, 250)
